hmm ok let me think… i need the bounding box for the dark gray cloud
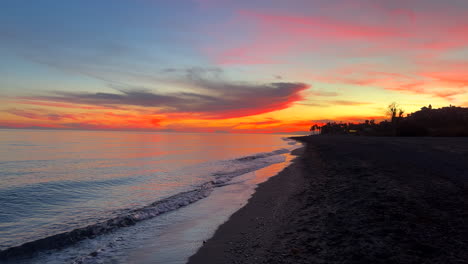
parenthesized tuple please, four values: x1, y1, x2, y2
(161, 67, 223, 80)
(31, 80, 309, 118)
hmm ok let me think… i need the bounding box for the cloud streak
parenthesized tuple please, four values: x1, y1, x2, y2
(5, 108, 81, 121)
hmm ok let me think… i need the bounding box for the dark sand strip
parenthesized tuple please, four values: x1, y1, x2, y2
(188, 136, 468, 264)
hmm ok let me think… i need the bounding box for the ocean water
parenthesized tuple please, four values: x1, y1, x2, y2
(0, 129, 300, 263)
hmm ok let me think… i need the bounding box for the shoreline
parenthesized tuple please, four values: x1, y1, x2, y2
(188, 136, 468, 264)
(188, 146, 307, 264)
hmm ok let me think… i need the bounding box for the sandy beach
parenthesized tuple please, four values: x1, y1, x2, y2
(188, 136, 468, 264)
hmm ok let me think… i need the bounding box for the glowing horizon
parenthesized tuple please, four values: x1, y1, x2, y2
(1, 0, 467, 133)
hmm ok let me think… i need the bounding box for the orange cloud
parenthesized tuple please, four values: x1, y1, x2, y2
(311, 59, 467, 100)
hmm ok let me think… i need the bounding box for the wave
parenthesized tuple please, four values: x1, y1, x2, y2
(0, 148, 291, 261)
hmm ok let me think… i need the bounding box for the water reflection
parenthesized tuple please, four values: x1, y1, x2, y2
(0, 129, 294, 251)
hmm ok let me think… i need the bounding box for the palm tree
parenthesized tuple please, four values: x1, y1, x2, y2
(310, 124, 320, 135)
(387, 102, 405, 135)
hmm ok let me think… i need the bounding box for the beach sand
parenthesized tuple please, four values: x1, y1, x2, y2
(188, 136, 468, 264)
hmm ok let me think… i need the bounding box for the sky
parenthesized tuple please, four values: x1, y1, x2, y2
(1, 0, 467, 133)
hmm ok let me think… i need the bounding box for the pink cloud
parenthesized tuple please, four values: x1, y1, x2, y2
(205, 5, 468, 64)
(210, 10, 403, 64)
(242, 10, 402, 40)
(418, 60, 468, 88)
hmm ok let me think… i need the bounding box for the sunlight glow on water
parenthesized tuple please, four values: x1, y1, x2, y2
(0, 129, 295, 252)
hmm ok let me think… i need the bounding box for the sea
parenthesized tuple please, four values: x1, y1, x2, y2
(0, 129, 301, 264)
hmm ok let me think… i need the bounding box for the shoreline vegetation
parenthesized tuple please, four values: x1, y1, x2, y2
(188, 136, 468, 263)
(311, 104, 468, 137)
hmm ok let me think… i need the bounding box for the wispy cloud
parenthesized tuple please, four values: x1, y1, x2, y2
(298, 100, 371, 107)
(5, 108, 81, 121)
(330, 100, 372, 106)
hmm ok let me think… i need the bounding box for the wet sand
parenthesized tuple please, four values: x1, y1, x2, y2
(188, 136, 468, 264)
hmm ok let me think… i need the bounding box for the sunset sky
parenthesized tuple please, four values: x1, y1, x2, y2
(1, 0, 467, 133)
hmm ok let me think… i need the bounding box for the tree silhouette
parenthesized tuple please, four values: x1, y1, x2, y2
(387, 102, 404, 123)
(310, 104, 468, 137)
(386, 102, 405, 136)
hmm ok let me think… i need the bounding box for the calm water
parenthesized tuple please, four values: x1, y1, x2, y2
(0, 129, 299, 263)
